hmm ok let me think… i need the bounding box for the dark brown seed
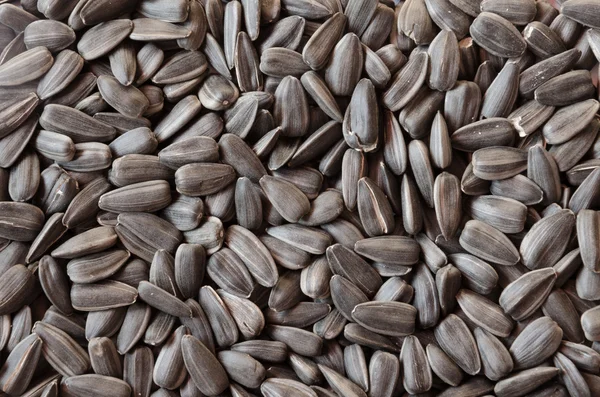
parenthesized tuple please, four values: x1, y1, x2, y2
(60, 374, 131, 397)
(32, 321, 90, 376)
(509, 316, 563, 369)
(520, 209, 575, 270)
(71, 281, 138, 311)
(434, 314, 481, 375)
(457, 289, 514, 337)
(470, 12, 527, 57)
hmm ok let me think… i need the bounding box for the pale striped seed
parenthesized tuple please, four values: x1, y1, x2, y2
(457, 289, 514, 337)
(397, 0, 436, 44)
(357, 177, 395, 237)
(130, 18, 191, 41)
(509, 316, 563, 369)
(0, 93, 39, 139)
(33, 321, 90, 376)
(499, 268, 557, 321)
(260, 175, 310, 223)
(267, 301, 330, 328)
(399, 87, 445, 140)
(554, 352, 591, 397)
(77, 19, 133, 61)
(40, 104, 116, 143)
(8, 147, 39, 202)
(108, 40, 136, 86)
(60, 374, 131, 397)
(434, 314, 481, 375)
(0, 333, 42, 395)
(494, 366, 559, 397)
(175, 163, 235, 197)
(550, 119, 599, 172)
(467, 195, 527, 234)
(535, 70, 595, 106)
(0, 202, 44, 242)
(351, 301, 416, 337)
(261, 378, 317, 397)
(459, 219, 520, 265)
(452, 118, 516, 152)
(71, 280, 138, 311)
(88, 337, 122, 378)
(326, 243, 382, 296)
(577, 210, 600, 272)
(472, 146, 528, 181)
(183, 215, 223, 255)
(475, 327, 514, 382)
(542, 99, 600, 144)
(490, 174, 544, 205)
(543, 290, 584, 342)
(426, 343, 463, 387)
(219, 290, 264, 340)
(480, 0, 536, 25)
(470, 12, 527, 58)
(520, 209, 575, 270)
(207, 248, 253, 298)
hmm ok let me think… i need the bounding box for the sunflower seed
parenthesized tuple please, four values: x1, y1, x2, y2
(494, 366, 560, 397)
(470, 12, 527, 57)
(434, 313, 481, 375)
(33, 321, 90, 376)
(71, 280, 138, 311)
(509, 316, 563, 369)
(542, 99, 600, 144)
(0, 333, 42, 395)
(88, 337, 122, 378)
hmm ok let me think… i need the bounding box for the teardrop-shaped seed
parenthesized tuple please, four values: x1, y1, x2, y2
(324, 33, 363, 96)
(266, 224, 332, 255)
(326, 243, 382, 296)
(259, 15, 305, 53)
(470, 12, 527, 57)
(116, 212, 182, 261)
(97, 75, 149, 118)
(99, 180, 171, 213)
(472, 146, 528, 181)
(260, 175, 310, 223)
(71, 281, 138, 311)
(85, 337, 121, 379)
(383, 52, 429, 112)
(207, 248, 253, 298)
(351, 301, 416, 337)
(543, 99, 600, 144)
(357, 177, 395, 237)
(467, 195, 527, 234)
(509, 316, 563, 369)
(459, 219, 519, 265)
(520, 209, 575, 270)
(426, 343, 463, 387)
(499, 268, 557, 321)
(0, 333, 42, 395)
(77, 19, 133, 61)
(0, 265, 33, 316)
(397, 0, 436, 44)
(32, 321, 90, 377)
(0, 47, 52, 86)
(490, 174, 543, 205)
(225, 225, 278, 287)
(302, 12, 346, 70)
(434, 314, 481, 375)
(457, 289, 514, 337)
(235, 31, 262, 92)
(400, 335, 432, 394)
(40, 104, 116, 143)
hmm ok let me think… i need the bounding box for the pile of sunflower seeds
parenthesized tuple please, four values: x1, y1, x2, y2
(0, 0, 600, 395)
